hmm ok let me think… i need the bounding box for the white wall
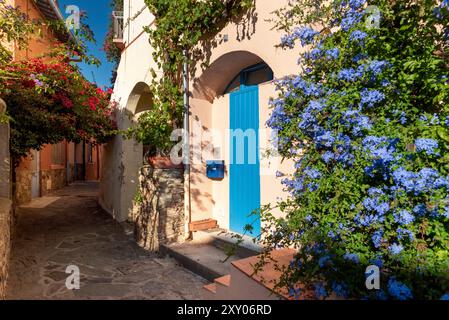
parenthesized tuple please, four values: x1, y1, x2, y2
(99, 0, 158, 222)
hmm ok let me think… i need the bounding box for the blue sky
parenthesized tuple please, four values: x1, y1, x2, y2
(58, 0, 114, 89)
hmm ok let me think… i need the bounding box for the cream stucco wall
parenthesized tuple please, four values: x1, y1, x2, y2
(189, 0, 300, 231)
(101, 0, 301, 230)
(99, 0, 157, 222)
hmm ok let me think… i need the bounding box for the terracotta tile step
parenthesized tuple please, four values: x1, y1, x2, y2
(189, 219, 218, 232)
(203, 283, 217, 294)
(214, 275, 231, 287)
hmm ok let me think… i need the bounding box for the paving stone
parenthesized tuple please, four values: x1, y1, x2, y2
(6, 182, 206, 300)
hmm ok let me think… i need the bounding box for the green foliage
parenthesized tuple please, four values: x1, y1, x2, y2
(103, 0, 124, 84)
(258, 0, 449, 300)
(127, 0, 254, 155)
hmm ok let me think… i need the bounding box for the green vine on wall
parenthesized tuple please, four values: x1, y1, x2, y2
(128, 0, 254, 155)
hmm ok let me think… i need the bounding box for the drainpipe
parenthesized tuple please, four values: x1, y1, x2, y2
(82, 140, 86, 181)
(183, 50, 192, 240)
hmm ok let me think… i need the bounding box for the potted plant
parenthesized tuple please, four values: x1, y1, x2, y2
(129, 108, 183, 169)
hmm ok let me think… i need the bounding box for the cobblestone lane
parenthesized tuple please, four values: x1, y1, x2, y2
(6, 182, 206, 300)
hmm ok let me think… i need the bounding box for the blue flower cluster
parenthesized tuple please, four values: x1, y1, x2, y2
(415, 138, 439, 155)
(387, 278, 413, 300)
(281, 26, 319, 48)
(349, 30, 368, 45)
(268, 0, 449, 300)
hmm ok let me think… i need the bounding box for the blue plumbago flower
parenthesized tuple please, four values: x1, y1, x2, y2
(347, 0, 366, 10)
(304, 167, 322, 179)
(291, 76, 323, 96)
(322, 151, 335, 164)
(391, 167, 444, 195)
(318, 254, 332, 268)
(341, 109, 372, 136)
(332, 281, 349, 298)
(415, 138, 439, 155)
(325, 48, 340, 60)
(338, 67, 364, 81)
(308, 100, 326, 111)
(280, 34, 295, 48)
(444, 206, 449, 219)
(359, 89, 385, 108)
(315, 130, 336, 148)
(389, 243, 404, 255)
(394, 210, 415, 225)
(398, 112, 407, 124)
(305, 215, 313, 222)
(363, 196, 390, 215)
(368, 188, 384, 196)
(266, 99, 290, 130)
(341, 10, 363, 31)
(441, 293, 449, 300)
(372, 230, 384, 248)
(275, 171, 284, 178)
(343, 252, 360, 264)
(431, 114, 440, 125)
(288, 287, 302, 299)
(413, 204, 427, 216)
(353, 53, 368, 63)
(446, 116, 449, 126)
(282, 177, 304, 194)
(370, 256, 384, 268)
(387, 278, 413, 300)
(367, 60, 391, 75)
(292, 26, 319, 47)
(349, 30, 368, 45)
(397, 228, 415, 241)
(314, 282, 327, 299)
(306, 48, 323, 60)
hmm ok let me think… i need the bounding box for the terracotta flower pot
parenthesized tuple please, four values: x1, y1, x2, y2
(148, 156, 184, 169)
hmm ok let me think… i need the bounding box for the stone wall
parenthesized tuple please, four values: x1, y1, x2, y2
(0, 198, 12, 299)
(41, 168, 66, 197)
(0, 98, 11, 299)
(131, 166, 184, 252)
(14, 170, 32, 205)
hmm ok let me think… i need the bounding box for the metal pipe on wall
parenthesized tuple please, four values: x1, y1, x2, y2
(183, 50, 192, 240)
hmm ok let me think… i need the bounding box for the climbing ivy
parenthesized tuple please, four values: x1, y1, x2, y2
(128, 0, 254, 155)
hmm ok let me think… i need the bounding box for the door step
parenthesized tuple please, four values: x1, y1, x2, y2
(160, 230, 261, 282)
(159, 242, 241, 282)
(192, 229, 262, 258)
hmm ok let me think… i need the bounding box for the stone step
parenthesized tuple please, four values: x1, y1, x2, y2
(160, 242, 242, 282)
(192, 229, 262, 258)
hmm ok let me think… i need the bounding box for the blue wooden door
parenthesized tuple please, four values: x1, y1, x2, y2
(229, 86, 261, 236)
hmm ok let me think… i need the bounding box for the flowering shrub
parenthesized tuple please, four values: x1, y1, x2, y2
(1, 50, 117, 161)
(0, 2, 115, 162)
(261, 0, 449, 300)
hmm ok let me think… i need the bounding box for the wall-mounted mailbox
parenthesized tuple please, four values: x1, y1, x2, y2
(206, 160, 225, 180)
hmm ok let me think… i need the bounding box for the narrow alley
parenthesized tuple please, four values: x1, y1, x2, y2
(5, 182, 206, 300)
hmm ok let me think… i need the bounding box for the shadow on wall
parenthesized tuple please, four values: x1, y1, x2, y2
(191, 2, 258, 76)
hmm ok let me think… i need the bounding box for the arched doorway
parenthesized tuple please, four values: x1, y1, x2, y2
(190, 52, 275, 236)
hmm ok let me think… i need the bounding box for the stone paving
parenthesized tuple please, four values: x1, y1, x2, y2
(6, 182, 206, 300)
